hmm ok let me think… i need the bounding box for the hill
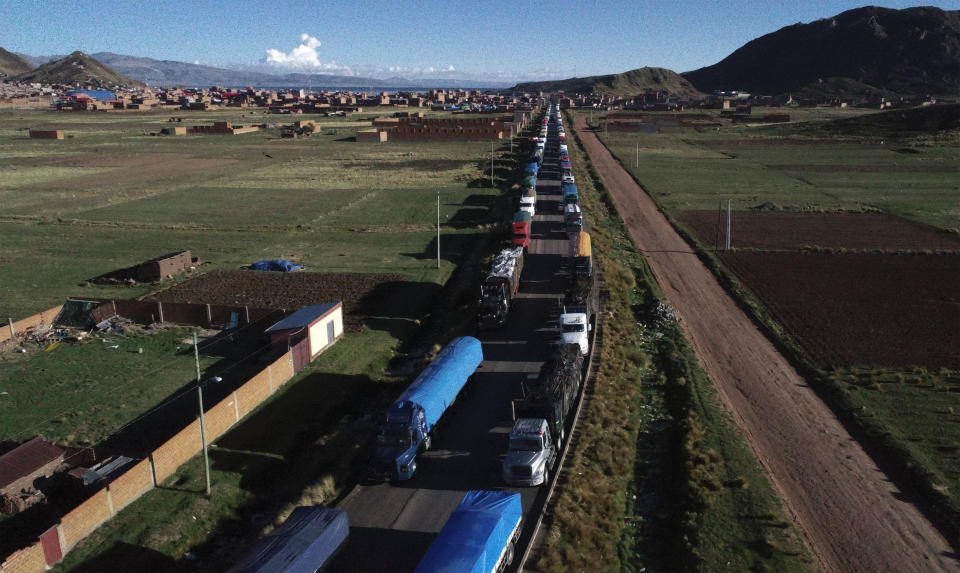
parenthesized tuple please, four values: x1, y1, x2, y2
(0, 47, 32, 76)
(513, 67, 703, 97)
(682, 6, 960, 96)
(15, 51, 144, 88)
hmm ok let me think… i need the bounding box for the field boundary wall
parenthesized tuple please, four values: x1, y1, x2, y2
(1, 305, 64, 344)
(0, 351, 296, 573)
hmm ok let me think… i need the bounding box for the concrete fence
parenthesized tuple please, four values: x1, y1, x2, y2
(0, 351, 296, 573)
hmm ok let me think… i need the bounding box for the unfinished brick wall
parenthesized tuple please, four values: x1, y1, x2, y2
(160, 302, 208, 326)
(234, 371, 273, 419)
(1, 305, 64, 344)
(0, 542, 46, 573)
(151, 420, 201, 484)
(113, 300, 161, 323)
(106, 459, 153, 511)
(59, 488, 111, 549)
(203, 397, 237, 441)
(270, 352, 295, 385)
(28, 130, 63, 140)
(0, 350, 297, 571)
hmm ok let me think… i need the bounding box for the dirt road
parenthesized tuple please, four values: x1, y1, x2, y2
(573, 115, 957, 573)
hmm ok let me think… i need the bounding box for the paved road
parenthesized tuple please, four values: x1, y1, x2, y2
(328, 116, 570, 573)
(573, 114, 957, 573)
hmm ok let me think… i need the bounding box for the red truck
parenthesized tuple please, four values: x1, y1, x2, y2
(512, 211, 532, 249)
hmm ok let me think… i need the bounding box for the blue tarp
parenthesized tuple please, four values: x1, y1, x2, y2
(396, 337, 482, 429)
(524, 162, 539, 176)
(562, 184, 579, 197)
(66, 89, 117, 101)
(249, 259, 304, 272)
(227, 506, 349, 573)
(414, 490, 522, 573)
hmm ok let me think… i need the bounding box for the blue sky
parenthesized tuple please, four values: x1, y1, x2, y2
(4, 0, 959, 81)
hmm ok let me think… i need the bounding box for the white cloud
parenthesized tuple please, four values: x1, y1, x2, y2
(263, 34, 352, 74)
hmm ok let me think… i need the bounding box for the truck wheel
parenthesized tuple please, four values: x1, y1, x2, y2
(503, 542, 515, 567)
(542, 468, 550, 487)
(559, 427, 565, 445)
(423, 435, 432, 451)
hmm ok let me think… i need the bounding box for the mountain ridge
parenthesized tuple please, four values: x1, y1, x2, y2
(0, 47, 32, 76)
(15, 51, 144, 87)
(512, 67, 704, 97)
(682, 6, 960, 95)
(12, 51, 514, 89)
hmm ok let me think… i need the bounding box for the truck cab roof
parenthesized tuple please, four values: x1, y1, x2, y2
(511, 417, 549, 437)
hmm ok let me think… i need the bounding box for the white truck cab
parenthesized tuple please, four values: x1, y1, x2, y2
(559, 308, 590, 356)
(503, 418, 555, 487)
(519, 192, 536, 217)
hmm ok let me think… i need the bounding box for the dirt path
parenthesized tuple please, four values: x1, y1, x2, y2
(573, 115, 957, 573)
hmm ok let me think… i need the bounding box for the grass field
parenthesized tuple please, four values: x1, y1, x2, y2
(0, 105, 515, 565)
(594, 107, 960, 231)
(590, 105, 960, 542)
(0, 107, 509, 319)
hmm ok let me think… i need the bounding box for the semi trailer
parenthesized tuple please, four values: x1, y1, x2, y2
(478, 247, 524, 329)
(371, 337, 483, 481)
(414, 490, 522, 573)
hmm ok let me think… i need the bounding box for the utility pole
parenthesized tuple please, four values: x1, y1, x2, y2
(490, 141, 495, 188)
(726, 199, 732, 251)
(436, 192, 441, 268)
(194, 332, 211, 497)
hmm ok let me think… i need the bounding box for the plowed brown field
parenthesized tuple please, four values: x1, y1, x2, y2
(677, 211, 960, 251)
(722, 252, 960, 368)
(145, 270, 406, 332)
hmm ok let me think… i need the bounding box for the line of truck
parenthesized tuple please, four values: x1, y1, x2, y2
(229, 100, 595, 573)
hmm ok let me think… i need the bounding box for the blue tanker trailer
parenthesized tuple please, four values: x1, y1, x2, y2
(371, 336, 483, 480)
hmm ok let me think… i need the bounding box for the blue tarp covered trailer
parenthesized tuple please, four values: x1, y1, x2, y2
(249, 259, 304, 272)
(66, 89, 117, 101)
(524, 162, 539, 177)
(562, 184, 579, 198)
(414, 490, 522, 573)
(227, 506, 349, 573)
(396, 336, 483, 430)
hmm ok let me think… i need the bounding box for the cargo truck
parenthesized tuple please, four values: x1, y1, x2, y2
(227, 506, 348, 573)
(561, 184, 579, 205)
(569, 231, 592, 278)
(371, 337, 483, 481)
(505, 344, 584, 486)
(512, 211, 531, 249)
(478, 247, 524, 329)
(519, 188, 536, 217)
(414, 490, 522, 573)
(564, 203, 584, 234)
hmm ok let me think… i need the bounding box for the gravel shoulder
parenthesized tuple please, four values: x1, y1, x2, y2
(574, 115, 957, 573)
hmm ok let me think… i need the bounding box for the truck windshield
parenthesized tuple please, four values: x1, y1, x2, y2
(378, 429, 412, 448)
(562, 323, 585, 333)
(509, 437, 543, 451)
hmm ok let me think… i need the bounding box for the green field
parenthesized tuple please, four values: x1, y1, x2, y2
(588, 105, 960, 541)
(0, 105, 518, 564)
(593, 107, 960, 231)
(0, 107, 507, 319)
